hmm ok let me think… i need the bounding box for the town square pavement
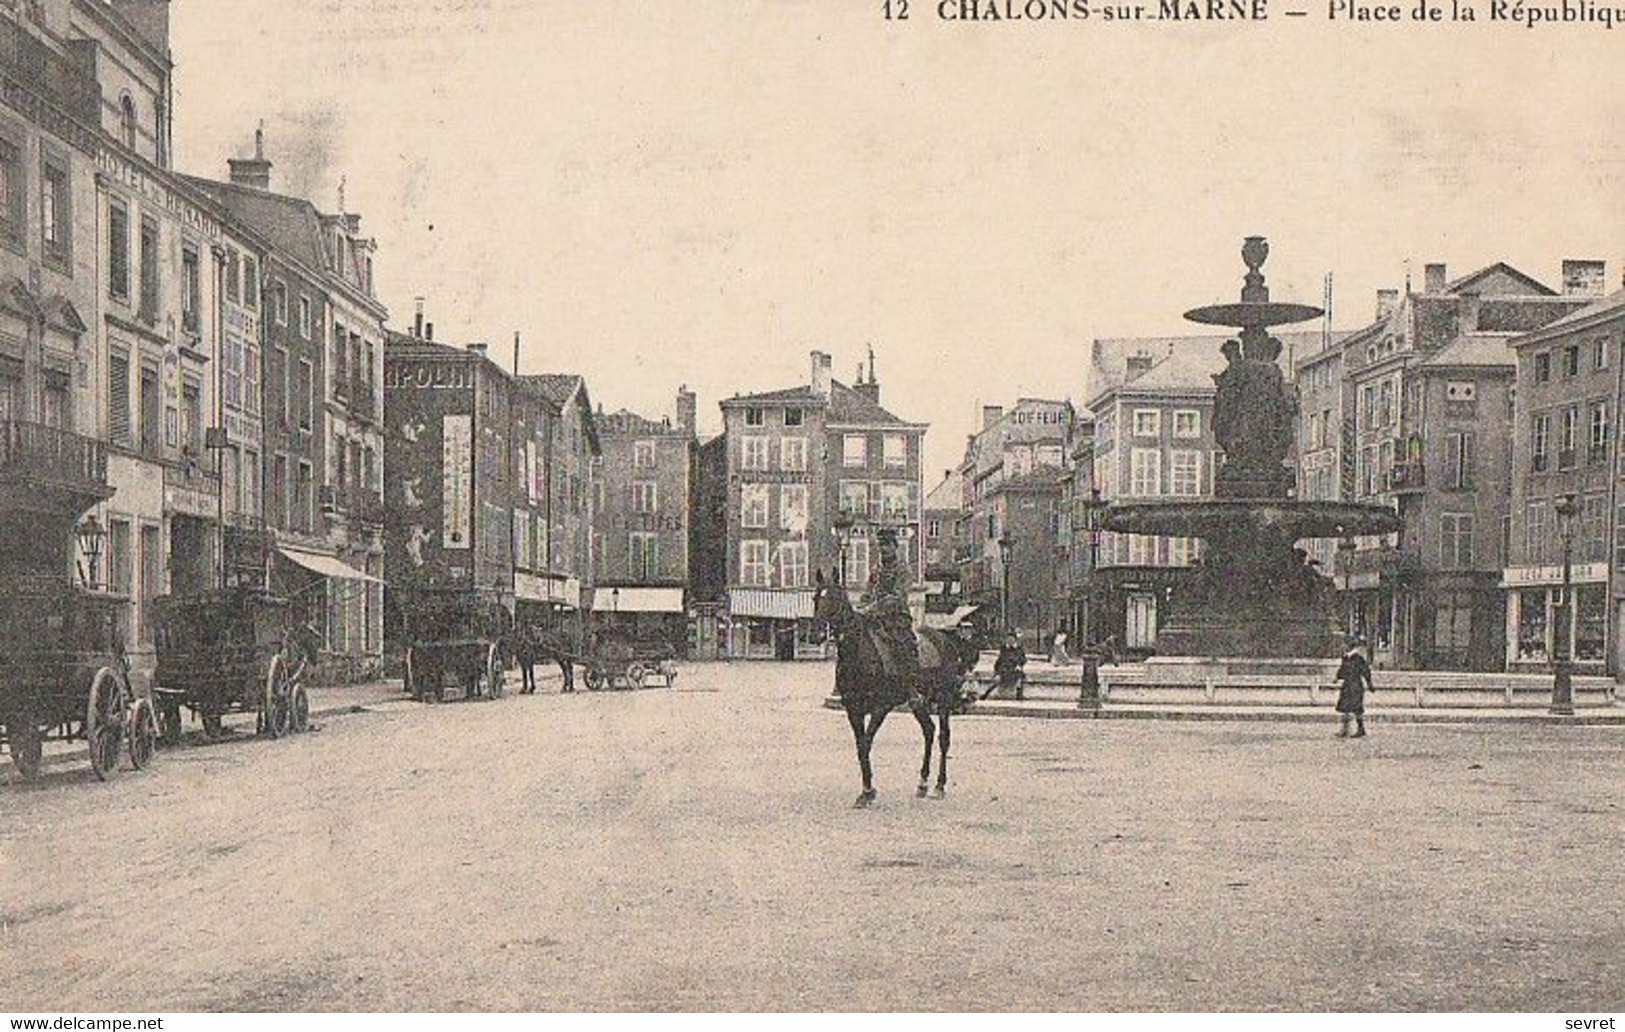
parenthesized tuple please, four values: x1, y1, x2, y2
(3, 662, 1622, 1011)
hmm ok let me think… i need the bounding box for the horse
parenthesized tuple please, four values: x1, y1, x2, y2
(813, 572, 980, 808)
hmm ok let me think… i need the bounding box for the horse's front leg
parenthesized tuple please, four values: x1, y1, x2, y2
(913, 701, 935, 798)
(847, 706, 875, 807)
(934, 705, 951, 798)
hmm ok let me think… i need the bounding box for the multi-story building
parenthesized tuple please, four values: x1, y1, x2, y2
(1504, 268, 1621, 676)
(955, 399, 1074, 647)
(1056, 408, 1098, 644)
(521, 373, 599, 618)
(589, 388, 697, 652)
(1088, 347, 1220, 654)
(919, 469, 963, 624)
(186, 134, 388, 680)
(1341, 261, 1594, 671)
(718, 350, 926, 660)
(0, 0, 109, 593)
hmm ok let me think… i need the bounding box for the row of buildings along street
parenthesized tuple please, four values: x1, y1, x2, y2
(5, 1, 1625, 685)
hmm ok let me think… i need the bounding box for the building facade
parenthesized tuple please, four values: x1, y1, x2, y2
(1504, 272, 1622, 676)
(589, 389, 697, 651)
(718, 350, 926, 660)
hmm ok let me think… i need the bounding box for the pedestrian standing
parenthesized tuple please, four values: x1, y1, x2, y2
(1334, 634, 1374, 738)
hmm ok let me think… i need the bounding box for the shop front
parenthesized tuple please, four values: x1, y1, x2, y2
(1503, 563, 1609, 675)
(589, 586, 688, 655)
(726, 588, 826, 660)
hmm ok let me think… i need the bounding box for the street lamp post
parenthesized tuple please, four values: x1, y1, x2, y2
(1083, 487, 1104, 646)
(832, 510, 856, 587)
(1552, 492, 1578, 716)
(998, 533, 1014, 640)
(77, 514, 106, 590)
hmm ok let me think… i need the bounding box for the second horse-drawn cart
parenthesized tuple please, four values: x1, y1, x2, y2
(399, 589, 512, 703)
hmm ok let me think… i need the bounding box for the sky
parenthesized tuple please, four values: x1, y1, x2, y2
(168, 1, 1625, 477)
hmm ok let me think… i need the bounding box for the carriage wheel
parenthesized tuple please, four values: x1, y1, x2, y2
(127, 698, 157, 771)
(584, 668, 603, 691)
(263, 653, 293, 740)
(485, 643, 505, 700)
(157, 699, 184, 747)
(86, 667, 125, 782)
(289, 683, 311, 733)
(627, 664, 647, 689)
(7, 721, 43, 780)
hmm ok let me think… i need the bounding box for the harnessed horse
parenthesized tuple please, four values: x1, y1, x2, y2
(813, 571, 979, 807)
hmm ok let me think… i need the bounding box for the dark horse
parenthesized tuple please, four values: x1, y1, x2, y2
(813, 572, 979, 807)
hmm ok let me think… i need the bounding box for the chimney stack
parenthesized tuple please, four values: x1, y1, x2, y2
(676, 385, 697, 437)
(854, 347, 881, 406)
(425, 322, 434, 342)
(982, 405, 1004, 431)
(810, 350, 832, 398)
(1424, 263, 1448, 294)
(413, 298, 425, 339)
(1375, 289, 1400, 321)
(226, 124, 273, 191)
(1459, 292, 1481, 334)
(1125, 352, 1155, 380)
(1562, 259, 1607, 298)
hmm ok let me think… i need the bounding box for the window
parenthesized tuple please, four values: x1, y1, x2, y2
(1564, 345, 1581, 378)
(269, 281, 288, 325)
(243, 256, 259, 310)
(298, 296, 312, 338)
(633, 440, 655, 469)
(1440, 513, 1474, 569)
(630, 532, 660, 581)
(138, 362, 160, 456)
(1445, 381, 1476, 403)
(0, 135, 22, 246)
(784, 408, 803, 427)
(1434, 592, 1473, 653)
(778, 541, 809, 589)
(41, 153, 70, 266)
(295, 359, 313, 431)
(119, 95, 138, 148)
(741, 483, 769, 529)
(1172, 410, 1201, 438)
(1561, 407, 1579, 467)
(178, 245, 201, 332)
(840, 481, 870, 519)
(108, 200, 130, 301)
(632, 481, 657, 514)
(883, 434, 906, 467)
(1036, 444, 1063, 468)
(1169, 449, 1202, 496)
(243, 449, 260, 519)
(744, 407, 765, 427)
(182, 380, 202, 456)
(1595, 338, 1610, 371)
(1590, 402, 1609, 460)
(780, 484, 808, 531)
(138, 217, 159, 322)
(927, 518, 942, 538)
(1441, 431, 1474, 489)
(843, 434, 867, 468)
(108, 351, 131, 444)
(1129, 448, 1161, 498)
(267, 347, 288, 429)
(40, 378, 67, 429)
(781, 437, 807, 472)
(224, 247, 240, 304)
(1132, 410, 1160, 437)
(1127, 534, 1155, 566)
(1168, 537, 1195, 567)
(741, 436, 769, 471)
(296, 462, 314, 533)
(270, 455, 289, 530)
(1534, 352, 1552, 384)
(880, 482, 910, 522)
(1531, 413, 1550, 472)
(139, 524, 162, 645)
(843, 537, 870, 589)
(740, 540, 770, 587)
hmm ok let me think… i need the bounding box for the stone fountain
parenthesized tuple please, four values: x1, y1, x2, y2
(1102, 237, 1400, 661)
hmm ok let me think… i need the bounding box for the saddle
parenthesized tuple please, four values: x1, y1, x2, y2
(860, 622, 921, 681)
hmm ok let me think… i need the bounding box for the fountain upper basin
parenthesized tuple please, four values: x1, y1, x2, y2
(1102, 499, 1401, 541)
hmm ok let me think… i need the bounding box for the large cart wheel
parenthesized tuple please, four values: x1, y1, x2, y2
(263, 653, 293, 739)
(627, 664, 647, 689)
(127, 698, 157, 771)
(157, 698, 184, 747)
(201, 710, 226, 740)
(584, 667, 603, 691)
(289, 683, 311, 734)
(86, 667, 125, 782)
(485, 642, 505, 700)
(7, 720, 43, 780)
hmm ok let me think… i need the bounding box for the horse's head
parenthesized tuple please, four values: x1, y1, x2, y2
(812, 569, 854, 631)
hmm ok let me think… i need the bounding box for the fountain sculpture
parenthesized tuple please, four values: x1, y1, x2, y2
(1102, 237, 1401, 659)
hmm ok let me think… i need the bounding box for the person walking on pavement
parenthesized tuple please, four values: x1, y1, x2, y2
(1334, 634, 1375, 738)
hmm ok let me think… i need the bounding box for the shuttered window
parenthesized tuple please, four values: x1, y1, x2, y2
(109, 352, 131, 444)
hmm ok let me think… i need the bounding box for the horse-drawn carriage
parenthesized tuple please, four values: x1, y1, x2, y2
(399, 588, 511, 703)
(151, 588, 317, 742)
(0, 576, 156, 781)
(581, 635, 679, 691)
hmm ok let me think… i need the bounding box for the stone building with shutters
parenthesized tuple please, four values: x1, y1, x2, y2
(718, 350, 927, 660)
(1503, 269, 1622, 676)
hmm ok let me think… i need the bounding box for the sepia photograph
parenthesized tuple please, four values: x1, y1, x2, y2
(2, 0, 1623, 1018)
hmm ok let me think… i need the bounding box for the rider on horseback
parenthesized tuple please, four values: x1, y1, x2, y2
(856, 527, 923, 707)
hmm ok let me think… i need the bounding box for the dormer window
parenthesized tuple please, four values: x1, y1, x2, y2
(119, 95, 137, 149)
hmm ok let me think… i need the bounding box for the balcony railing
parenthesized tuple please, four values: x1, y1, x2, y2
(1387, 460, 1425, 493)
(0, 420, 108, 489)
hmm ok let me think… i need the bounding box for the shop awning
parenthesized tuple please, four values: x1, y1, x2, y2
(515, 572, 580, 607)
(729, 589, 814, 620)
(593, 587, 685, 613)
(276, 546, 381, 583)
(923, 604, 980, 630)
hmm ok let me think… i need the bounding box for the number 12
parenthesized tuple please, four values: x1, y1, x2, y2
(884, 0, 911, 18)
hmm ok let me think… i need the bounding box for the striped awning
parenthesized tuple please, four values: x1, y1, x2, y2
(729, 589, 815, 620)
